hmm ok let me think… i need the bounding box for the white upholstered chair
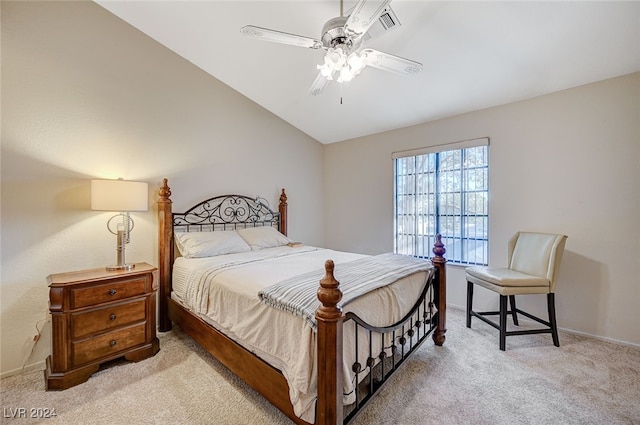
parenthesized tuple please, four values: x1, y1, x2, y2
(465, 232, 568, 351)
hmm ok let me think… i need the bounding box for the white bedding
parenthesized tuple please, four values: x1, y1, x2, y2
(172, 245, 431, 422)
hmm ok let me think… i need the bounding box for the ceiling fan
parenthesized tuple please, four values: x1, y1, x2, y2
(240, 0, 423, 95)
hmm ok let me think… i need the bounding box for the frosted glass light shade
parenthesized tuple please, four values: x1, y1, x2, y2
(91, 179, 148, 212)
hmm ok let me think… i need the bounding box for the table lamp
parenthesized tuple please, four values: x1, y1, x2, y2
(91, 179, 148, 271)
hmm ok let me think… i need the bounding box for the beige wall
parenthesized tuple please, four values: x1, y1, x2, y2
(324, 73, 640, 346)
(1, 1, 324, 376)
(2, 0, 638, 379)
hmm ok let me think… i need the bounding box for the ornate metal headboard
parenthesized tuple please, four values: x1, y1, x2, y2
(157, 179, 288, 331)
(173, 194, 283, 233)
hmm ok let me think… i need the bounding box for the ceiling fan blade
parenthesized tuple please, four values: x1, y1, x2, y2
(362, 49, 423, 75)
(344, 0, 392, 37)
(309, 72, 330, 96)
(240, 25, 322, 49)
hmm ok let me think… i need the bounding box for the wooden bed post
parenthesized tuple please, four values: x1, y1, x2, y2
(431, 234, 447, 346)
(279, 189, 288, 236)
(316, 260, 344, 425)
(158, 178, 173, 332)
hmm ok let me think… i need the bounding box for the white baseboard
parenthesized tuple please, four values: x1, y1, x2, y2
(558, 327, 640, 349)
(0, 360, 45, 380)
(448, 303, 640, 349)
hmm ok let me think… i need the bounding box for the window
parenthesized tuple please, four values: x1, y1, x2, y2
(394, 138, 489, 265)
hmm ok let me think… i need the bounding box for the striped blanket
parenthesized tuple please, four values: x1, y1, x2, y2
(258, 253, 434, 329)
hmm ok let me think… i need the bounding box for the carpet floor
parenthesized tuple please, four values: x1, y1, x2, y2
(1, 307, 639, 424)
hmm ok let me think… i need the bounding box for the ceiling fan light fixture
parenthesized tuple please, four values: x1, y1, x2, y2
(319, 48, 368, 84)
(326, 47, 346, 68)
(337, 66, 354, 83)
(318, 63, 335, 79)
(347, 52, 366, 74)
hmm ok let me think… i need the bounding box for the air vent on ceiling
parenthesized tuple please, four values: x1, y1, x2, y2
(379, 10, 397, 30)
(361, 5, 401, 41)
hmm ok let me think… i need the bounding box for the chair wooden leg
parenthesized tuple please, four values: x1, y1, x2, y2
(499, 295, 507, 351)
(466, 281, 474, 328)
(509, 295, 519, 326)
(548, 293, 560, 347)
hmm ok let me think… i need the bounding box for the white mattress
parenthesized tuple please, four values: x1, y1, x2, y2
(172, 245, 430, 422)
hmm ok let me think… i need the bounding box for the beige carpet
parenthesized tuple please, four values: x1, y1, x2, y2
(2, 307, 639, 425)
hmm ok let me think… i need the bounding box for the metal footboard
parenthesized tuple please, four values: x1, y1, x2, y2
(343, 274, 437, 423)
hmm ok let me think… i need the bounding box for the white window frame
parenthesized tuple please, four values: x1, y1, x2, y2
(393, 138, 489, 265)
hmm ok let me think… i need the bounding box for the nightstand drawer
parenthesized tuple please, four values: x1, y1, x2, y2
(71, 277, 147, 308)
(71, 299, 146, 339)
(72, 323, 146, 367)
(46, 263, 159, 390)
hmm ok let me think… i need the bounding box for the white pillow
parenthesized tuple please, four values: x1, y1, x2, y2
(237, 226, 292, 250)
(174, 231, 251, 258)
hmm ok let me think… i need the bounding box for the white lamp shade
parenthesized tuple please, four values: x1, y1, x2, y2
(91, 179, 149, 212)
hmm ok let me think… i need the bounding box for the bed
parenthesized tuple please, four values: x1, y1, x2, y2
(157, 178, 447, 425)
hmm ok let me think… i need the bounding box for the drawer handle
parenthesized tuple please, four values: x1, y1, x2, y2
(109, 289, 117, 296)
(109, 314, 117, 321)
(109, 340, 117, 347)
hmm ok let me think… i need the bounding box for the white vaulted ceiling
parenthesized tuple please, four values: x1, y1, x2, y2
(95, 1, 640, 144)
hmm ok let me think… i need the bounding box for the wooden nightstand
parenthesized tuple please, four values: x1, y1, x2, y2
(44, 263, 160, 390)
